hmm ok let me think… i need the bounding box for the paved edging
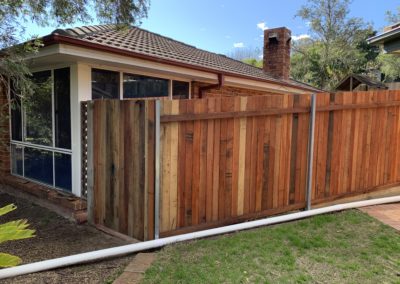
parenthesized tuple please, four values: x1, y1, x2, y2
(113, 253, 156, 284)
(359, 203, 400, 231)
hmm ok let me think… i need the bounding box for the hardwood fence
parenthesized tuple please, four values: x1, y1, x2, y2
(86, 90, 400, 240)
(86, 100, 155, 241)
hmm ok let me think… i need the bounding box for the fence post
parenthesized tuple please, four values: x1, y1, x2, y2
(306, 93, 316, 210)
(154, 100, 161, 239)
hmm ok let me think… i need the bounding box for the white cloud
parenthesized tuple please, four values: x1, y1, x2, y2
(257, 22, 268, 31)
(225, 35, 231, 39)
(260, 34, 264, 38)
(233, 42, 245, 48)
(292, 34, 311, 41)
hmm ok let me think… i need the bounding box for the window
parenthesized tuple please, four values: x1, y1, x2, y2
(54, 68, 71, 149)
(10, 68, 72, 192)
(92, 69, 120, 99)
(10, 82, 22, 141)
(25, 71, 53, 146)
(123, 73, 169, 98)
(173, 80, 190, 99)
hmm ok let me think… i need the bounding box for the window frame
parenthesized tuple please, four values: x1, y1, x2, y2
(9, 68, 73, 193)
(90, 66, 192, 100)
(91, 68, 120, 100)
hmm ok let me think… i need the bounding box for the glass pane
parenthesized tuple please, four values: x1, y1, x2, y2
(10, 81, 22, 141)
(173, 81, 189, 99)
(54, 153, 72, 192)
(24, 147, 53, 186)
(123, 73, 169, 98)
(11, 144, 23, 176)
(54, 68, 71, 149)
(92, 69, 119, 99)
(25, 70, 53, 146)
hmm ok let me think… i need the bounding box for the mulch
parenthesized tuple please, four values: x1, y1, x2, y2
(0, 191, 134, 284)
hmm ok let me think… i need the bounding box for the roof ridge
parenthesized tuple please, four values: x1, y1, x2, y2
(52, 24, 116, 38)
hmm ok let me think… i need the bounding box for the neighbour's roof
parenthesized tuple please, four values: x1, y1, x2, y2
(49, 25, 320, 92)
(368, 23, 400, 45)
(335, 74, 387, 91)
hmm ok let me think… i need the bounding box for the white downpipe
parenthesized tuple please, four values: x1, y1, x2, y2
(0, 195, 399, 280)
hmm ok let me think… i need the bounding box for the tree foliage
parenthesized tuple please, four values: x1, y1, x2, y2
(386, 6, 400, 24)
(0, 0, 150, 143)
(0, 204, 35, 267)
(242, 58, 263, 68)
(291, 0, 379, 90)
(227, 47, 263, 68)
(377, 54, 400, 82)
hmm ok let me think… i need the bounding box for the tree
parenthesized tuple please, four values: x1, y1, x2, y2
(291, 0, 378, 90)
(377, 54, 400, 82)
(0, 0, 150, 142)
(242, 58, 263, 68)
(386, 6, 400, 24)
(227, 47, 263, 68)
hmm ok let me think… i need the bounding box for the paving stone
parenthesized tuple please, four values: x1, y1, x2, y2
(113, 253, 156, 284)
(359, 203, 400, 231)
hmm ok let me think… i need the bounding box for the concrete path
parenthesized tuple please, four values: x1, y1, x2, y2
(113, 253, 156, 284)
(359, 203, 400, 231)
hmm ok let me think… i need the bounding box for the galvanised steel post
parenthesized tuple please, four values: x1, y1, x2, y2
(154, 100, 161, 239)
(306, 93, 317, 210)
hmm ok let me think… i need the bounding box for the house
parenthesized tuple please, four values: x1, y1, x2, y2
(368, 22, 400, 54)
(335, 73, 388, 91)
(0, 25, 318, 218)
(367, 23, 400, 90)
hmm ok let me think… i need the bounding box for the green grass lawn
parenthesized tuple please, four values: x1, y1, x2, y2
(142, 210, 400, 284)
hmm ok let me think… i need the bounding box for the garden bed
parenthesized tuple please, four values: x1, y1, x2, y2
(0, 191, 133, 284)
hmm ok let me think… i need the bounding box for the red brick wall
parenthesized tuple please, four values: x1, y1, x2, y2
(0, 82, 10, 176)
(191, 82, 280, 98)
(263, 27, 291, 80)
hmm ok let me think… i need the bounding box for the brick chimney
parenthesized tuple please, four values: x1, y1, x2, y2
(263, 27, 291, 80)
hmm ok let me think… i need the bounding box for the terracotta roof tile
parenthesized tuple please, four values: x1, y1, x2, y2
(52, 25, 320, 92)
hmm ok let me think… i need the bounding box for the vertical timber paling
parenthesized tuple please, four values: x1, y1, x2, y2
(86, 90, 400, 239)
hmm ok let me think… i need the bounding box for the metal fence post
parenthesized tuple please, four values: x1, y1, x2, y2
(154, 100, 161, 239)
(306, 93, 317, 210)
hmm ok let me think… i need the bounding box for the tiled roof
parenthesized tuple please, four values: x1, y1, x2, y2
(52, 25, 320, 92)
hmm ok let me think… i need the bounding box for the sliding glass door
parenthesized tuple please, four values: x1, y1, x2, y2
(10, 67, 72, 192)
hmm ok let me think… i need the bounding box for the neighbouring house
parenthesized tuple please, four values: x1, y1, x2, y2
(368, 23, 400, 90)
(0, 25, 319, 219)
(335, 73, 388, 91)
(368, 22, 400, 55)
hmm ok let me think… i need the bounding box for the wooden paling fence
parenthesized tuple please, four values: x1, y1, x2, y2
(86, 90, 400, 240)
(86, 100, 156, 241)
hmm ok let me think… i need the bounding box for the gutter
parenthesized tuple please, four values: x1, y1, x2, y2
(0, 195, 399, 279)
(199, 74, 225, 98)
(41, 34, 318, 93)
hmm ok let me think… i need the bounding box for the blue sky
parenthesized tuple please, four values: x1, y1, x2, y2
(24, 0, 399, 54)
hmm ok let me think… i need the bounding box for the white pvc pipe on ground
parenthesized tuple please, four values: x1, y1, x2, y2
(1, 195, 399, 280)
